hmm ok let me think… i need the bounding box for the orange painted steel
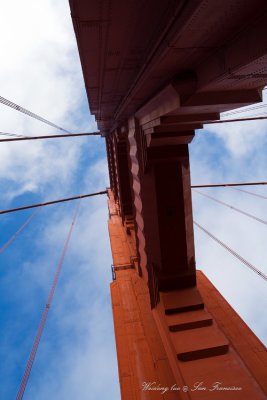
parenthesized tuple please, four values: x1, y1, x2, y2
(197, 271, 267, 395)
(69, 2, 267, 398)
(108, 190, 182, 400)
(108, 190, 267, 399)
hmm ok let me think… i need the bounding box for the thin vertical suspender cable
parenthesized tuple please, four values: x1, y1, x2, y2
(194, 221, 267, 282)
(0, 210, 38, 254)
(193, 189, 267, 226)
(16, 201, 81, 400)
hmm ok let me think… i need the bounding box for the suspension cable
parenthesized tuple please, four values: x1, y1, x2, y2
(204, 115, 267, 125)
(0, 131, 28, 138)
(194, 221, 267, 282)
(222, 103, 267, 117)
(0, 132, 100, 143)
(0, 95, 71, 133)
(0, 190, 107, 215)
(16, 201, 81, 400)
(232, 110, 267, 119)
(191, 181, 267, 188)
(193, 189, 267, 226)
(231, 187, 267, 200)
(0, 210, 38, 254)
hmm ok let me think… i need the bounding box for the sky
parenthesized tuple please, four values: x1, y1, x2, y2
(0, 1, 266, 399)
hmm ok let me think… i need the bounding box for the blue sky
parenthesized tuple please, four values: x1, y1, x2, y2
(191, 113, 267, 348)
(0, 1, 119, 399)
(0, 1, 266, 399)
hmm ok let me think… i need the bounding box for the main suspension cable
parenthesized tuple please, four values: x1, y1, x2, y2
(0, 132, 100, 143)
(0, 115, 266, 144)
(0, 95, 71, 133)
(194, 221, 267, 282)
(193, 189, 267, 226)
(0, 190, 107, 215)
(16, 201, 81, 400)
(191, 181, 267, 188)
(222, 103, 267, 117)
(204, 115, 267, 125)
(0, 131, 28, 138)
(0, 210, 38, 254)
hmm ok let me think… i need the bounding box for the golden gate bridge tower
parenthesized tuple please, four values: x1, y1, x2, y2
(69, 1, 267, 398)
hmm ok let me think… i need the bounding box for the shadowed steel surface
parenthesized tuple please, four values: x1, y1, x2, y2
(71, 1, 267, 397)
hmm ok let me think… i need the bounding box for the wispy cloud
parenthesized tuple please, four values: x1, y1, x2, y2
(0, 2, 266, 399)
(0, 1, 119, 399)
(191, 110, 267, 344)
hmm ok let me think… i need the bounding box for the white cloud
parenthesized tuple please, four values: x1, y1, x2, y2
(205, 119, 267, 158)
(0, 1, 267, 399)
(21, 198, 119, 400)
(0, 0, 98, 204)
(0, 2, 119, 399)
(0, 139, 84, 201)
(82, 158, 110, 193)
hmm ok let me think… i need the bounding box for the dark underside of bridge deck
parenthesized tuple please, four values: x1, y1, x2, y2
(70, 0, 267, 298)
(70, 0, 267, 131)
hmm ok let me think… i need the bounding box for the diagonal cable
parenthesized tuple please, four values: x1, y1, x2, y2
(222, 103, 267, 117)
(0, 95, 71, 133)
(194, 221, 267, 282)
(16, 201, 81, 400)
(0, 190, 107, 215)
(230, 186, 267, 201)
(191, 181, 267, 188)
(193, 189, 267, 226)
(0, 209, 39, 254)
(0, 132, 100, 143)
(204, 115, 267, 125)
(0, 131, 28, 138)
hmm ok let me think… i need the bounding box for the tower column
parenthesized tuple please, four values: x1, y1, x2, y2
(151, 149, 195, 291)
(128, 118, 196, 304)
